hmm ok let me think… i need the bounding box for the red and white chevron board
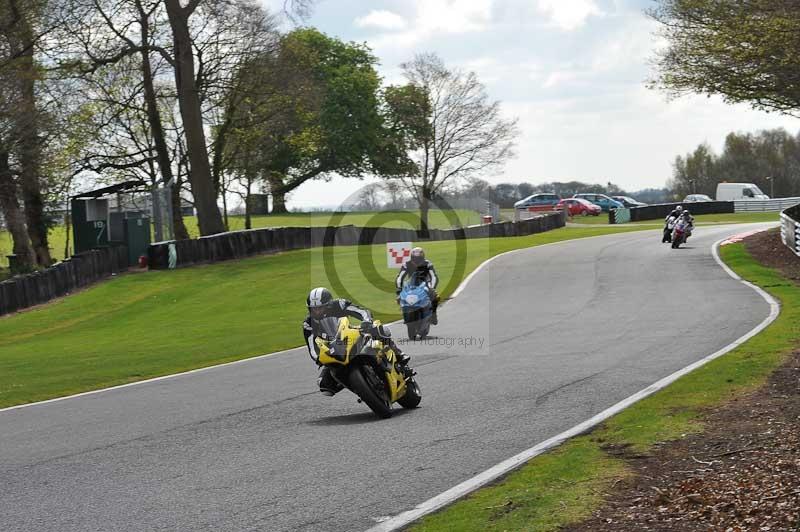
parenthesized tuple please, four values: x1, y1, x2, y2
(387, 242, 413, 268)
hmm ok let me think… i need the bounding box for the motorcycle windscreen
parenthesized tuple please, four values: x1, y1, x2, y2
(318, 316, 340, 338)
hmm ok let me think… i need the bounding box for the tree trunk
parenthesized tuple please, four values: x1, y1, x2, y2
(418, 187, 431, 238)
(11, 1, 51, 266)
(244, 174, 253, 229)
(267, 172, 288, 214)
(271, 191, 288, 214)
(0, 149, 34, 270)
(137, 5, 187, 241)
(63, 209, 70, 259)
(171, 180, 190, 240)
(222, 184, 229, 230)
(164, 0, 225, 236)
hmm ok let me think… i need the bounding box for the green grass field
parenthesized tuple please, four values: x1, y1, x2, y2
(0, 209, 480, 269)
(410, 238, 798, 531)
(0, 224, 647, 408)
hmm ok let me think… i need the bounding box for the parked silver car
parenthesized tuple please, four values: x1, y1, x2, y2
(683, 194, 713, 202)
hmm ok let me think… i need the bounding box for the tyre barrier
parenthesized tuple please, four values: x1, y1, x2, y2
(609, 201, 735, 224)
(148, 212, 567, 270)
(0, 246, 128, 317)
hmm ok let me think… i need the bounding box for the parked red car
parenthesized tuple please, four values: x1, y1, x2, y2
(557, 198, 602, 216)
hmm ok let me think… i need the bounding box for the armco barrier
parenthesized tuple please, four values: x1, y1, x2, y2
(734, 197, 800, 212)
(0, 246, 128, 317)
(780, 204, 800, 257)
(148, 212, 567, 270)
(610, 201, 735, 224)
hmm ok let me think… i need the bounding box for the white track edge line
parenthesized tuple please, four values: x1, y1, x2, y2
(0, 346, 307, 413)
(2, 227, 648, 413)
(366, 231, 780, 532)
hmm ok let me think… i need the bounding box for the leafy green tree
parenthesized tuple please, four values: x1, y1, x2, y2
(670, 143, 718, 199)
(671, 128, 800, 199)
(220, 28, 388, 213)
(650, 1, 800, 115)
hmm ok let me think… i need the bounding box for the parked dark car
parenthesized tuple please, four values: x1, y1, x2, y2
(611, 196, 647, 208)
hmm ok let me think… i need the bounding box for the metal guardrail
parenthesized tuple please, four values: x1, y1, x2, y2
(780, 208, 800, 257)
(734, 198, 800, 212)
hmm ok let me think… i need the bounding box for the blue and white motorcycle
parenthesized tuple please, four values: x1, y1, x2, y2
(399, 273, 434, 340)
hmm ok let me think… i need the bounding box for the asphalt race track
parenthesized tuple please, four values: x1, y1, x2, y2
(0, 224, 774, 532)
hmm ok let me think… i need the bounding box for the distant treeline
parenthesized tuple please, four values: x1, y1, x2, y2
(672, 128, 800, 199)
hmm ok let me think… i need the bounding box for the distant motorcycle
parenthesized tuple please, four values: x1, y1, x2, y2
(671, 219, 689, 248)
(663, 215, 678, 243)
(399, 273, 434, 340)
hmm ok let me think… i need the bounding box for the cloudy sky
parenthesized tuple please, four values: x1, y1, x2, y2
(262, 0, 798, 209)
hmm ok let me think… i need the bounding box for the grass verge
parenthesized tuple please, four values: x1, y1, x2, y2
(0, 210, 479, 268)
(409, 241, 798, 531)
(570, 211, 780, 226)
(0, 224, 646, 408)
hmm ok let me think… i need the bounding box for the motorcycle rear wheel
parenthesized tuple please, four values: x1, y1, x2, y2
(397, 378, 422, 409)
(350, 366, 392, 419)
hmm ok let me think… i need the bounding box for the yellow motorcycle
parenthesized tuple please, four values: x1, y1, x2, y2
(316, 317, 422, 418)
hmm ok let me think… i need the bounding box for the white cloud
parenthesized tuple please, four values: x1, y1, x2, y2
(361, 0, 494, 55)
(416, 0, 493, 34)
(354, 10, 407, 31)
(537, 0, 603, 31)
(543, 69, 581, 88)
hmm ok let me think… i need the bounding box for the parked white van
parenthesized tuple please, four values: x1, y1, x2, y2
(715, 182, 769, 201)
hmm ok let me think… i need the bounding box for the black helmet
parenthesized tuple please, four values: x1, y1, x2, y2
(410, 246, 425, 266)
(307, 287, 333, 319)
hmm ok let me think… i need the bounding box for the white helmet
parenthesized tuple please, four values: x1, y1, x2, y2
(410, 247, 425, 266)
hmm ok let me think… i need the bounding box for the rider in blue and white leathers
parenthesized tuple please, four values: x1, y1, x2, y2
(395, 247, 439, 324)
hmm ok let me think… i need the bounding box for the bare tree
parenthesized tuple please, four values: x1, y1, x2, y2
(385, 53, 518, 236)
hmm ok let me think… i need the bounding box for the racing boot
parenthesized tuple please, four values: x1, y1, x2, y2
(318, 367, 343, 397)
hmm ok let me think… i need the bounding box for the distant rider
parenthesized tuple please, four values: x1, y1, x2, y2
(665, 204, 683, 222)
(680, 209, 695, 239)
(395, 247, 440, 324)
(303, 287, 409, 396)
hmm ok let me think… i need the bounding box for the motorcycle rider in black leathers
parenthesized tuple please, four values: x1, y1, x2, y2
(680, 209, 695, 240)
(303, 287, 409, 396)
(395, 247, 440, 325)
(665, 204, 683, 222)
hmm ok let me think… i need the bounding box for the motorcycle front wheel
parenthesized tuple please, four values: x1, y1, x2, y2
(406, 322, 418, 340)
(350, 365, 392, 419)
(397, 378, 422, 409)
(418, 319, 430, 339)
